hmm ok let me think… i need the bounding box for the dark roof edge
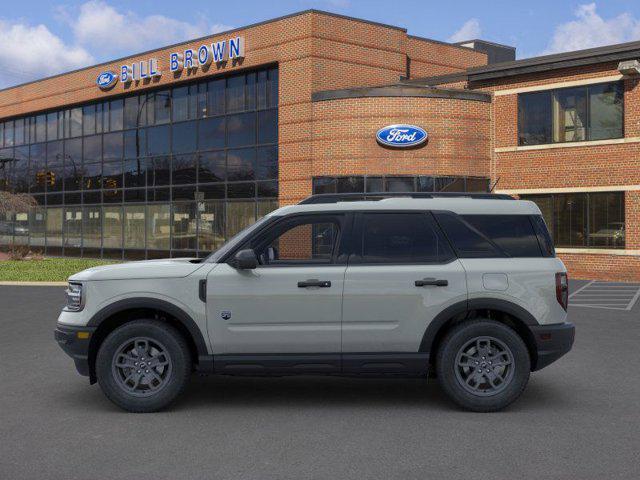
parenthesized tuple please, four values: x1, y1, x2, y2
(312, 84, 491, 103)
(453, 39, 516, 51)
(0, 9, 407, 95)
(401, 71, 469, 86)
(468, 40, 640, 80)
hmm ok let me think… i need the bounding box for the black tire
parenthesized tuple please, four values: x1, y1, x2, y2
(96, 320, 192, 413)
(436, 319, 530, 412)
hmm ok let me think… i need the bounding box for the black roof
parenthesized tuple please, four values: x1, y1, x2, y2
(466, 39, 640, 81)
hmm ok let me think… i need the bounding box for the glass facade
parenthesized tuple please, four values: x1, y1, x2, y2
(0, 66, 279, 258)
(521, 192, 625, 249)
(312, 175, 490, 195)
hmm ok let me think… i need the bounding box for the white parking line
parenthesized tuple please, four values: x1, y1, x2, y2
(569, 281, 640, 311)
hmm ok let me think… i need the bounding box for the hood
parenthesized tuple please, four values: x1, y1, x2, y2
(68, 258, 205, 282)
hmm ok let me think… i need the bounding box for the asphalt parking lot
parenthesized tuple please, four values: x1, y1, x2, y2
(1, 281, 639, 480)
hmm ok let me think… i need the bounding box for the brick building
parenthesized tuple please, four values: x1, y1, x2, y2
(0, 10, 638, 280)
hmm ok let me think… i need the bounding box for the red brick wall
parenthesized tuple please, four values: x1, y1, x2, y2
(406, 37, 487, 79)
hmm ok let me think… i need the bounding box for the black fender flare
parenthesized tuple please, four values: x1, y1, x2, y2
(87, 297, 209, 357)
(419, 298, 539, 353)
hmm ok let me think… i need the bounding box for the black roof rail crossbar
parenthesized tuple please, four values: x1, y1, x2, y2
(299, 192, 515, 204)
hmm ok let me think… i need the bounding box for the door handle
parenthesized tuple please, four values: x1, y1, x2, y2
(298, 279, 332, 288)
(415, 278, 448, 287)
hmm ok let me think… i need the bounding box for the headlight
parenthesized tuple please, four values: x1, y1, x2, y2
(65, 282, 84, 312)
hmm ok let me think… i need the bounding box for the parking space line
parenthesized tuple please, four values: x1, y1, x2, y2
(569, 280, 595, 298)
(569, 280, 640, 311)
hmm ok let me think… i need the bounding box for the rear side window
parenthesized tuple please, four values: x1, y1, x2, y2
(434, 213, 502, 258)
(357, 213, 454, 264)
(530, 215, 555, 257)
(462, 215, 542, 257)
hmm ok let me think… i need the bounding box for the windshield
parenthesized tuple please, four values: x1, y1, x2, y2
(204, 215, 273, 263)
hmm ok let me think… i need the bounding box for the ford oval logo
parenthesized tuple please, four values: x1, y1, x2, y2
(376, 124, 428, 148)
(96, 71, 118, 90)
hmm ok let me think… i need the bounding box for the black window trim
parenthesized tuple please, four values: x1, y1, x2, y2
(348, 210, 458, 266)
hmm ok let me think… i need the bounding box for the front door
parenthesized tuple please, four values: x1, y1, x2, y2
(206, 214, 348, 356)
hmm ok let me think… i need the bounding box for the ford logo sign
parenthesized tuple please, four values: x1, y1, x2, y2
(96, 71, 118, 90)
(376, 124, 428, 148)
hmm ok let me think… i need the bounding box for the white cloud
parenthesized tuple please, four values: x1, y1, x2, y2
(68, 1, 233, 57)
(543, 3, 640, 54)
(0, 20, 93, 88)
(448, 18, 481, 43)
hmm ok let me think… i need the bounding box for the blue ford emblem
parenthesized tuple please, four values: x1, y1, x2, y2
(96, 71, 118, 90)
(376, 124, 428, 148)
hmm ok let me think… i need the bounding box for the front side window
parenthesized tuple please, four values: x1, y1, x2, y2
(518, 81, 623, 146)
(358, 213, 453, 264)
(250, 216, 340, 265)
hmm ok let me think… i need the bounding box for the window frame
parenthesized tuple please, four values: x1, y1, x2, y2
(517, 81, 624, 146)
(349, 211, 457, 266)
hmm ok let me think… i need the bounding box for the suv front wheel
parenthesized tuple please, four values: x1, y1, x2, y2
(436, 319, 530, 412)
(96, 320, 192, 413)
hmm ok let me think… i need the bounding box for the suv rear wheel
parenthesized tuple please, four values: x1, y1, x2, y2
(436, 319, 530, 412)
(96, 320, 192, 413)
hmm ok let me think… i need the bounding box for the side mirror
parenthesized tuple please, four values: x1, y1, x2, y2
(233, 249, 258, 270)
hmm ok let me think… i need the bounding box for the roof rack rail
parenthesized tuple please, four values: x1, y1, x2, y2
(299, 192, 515, 204)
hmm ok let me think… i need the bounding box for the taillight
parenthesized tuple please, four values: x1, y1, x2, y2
(556, 272, 568, 311)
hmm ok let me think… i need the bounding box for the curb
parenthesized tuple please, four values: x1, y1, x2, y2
(0, 281, 67, 286)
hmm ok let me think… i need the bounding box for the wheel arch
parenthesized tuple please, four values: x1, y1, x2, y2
(420, 298, 539, 370)
(86, 298, 209, 383)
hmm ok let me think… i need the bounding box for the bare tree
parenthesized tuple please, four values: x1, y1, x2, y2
(0, 191, 37, 216)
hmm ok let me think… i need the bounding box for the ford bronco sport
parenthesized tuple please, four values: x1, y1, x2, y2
(55, 193, 575, 412)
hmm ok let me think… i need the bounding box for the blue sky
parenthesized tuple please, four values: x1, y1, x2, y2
(1, 0, 640, 88)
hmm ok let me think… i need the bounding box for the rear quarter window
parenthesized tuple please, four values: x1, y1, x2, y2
(461, 214, 543, 257)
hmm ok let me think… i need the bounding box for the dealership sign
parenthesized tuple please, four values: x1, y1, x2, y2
(96, 36, 245, 89)
(376, 124, 428, 148)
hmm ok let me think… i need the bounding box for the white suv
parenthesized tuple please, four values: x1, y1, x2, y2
(55, 193, 575, 412)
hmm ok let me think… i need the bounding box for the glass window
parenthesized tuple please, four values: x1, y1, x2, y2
(13, 146, 29, 193)
(82, 206, 101, 249)
(435, 177, 465, 192)
(257, 70, 268, 110)
(83, 134, 102, 163)
(29, 144, 46, 193)
(172, 121, 197, 154)
(268, 68, 279, 108)
(227, 112, 256, 147)
(5, 121, 14, 146)
(588, 192, 625, 248)
(589, 83, 623, 141)
(198, 117, 225, 150)
(103, 132, 123, 160)
(198, 151, 225, 183)
(246, 72, 256, 110)
(435, 212, 502, 258)
(360, 213, 453, 263)
(172, 154, 197, 185)
(36, 115, 47, 143)
(366, 176, 384, 193)
(172, 86, 190, 122)
(198, 200, 225, 251)
(227, 182, 255, 198)
(83, 106, 96, 136)
(14, 118, 26, 145)
(257, 180, 278, 198)
(385, 177, 413, 192)
(207, 79, 225, 116)
(46, 207, 63, 247)
(147, 125, 170, 155)
(553, 87, 587, 143)
(102, 160, 123, 190)
(95, 103, 104, 134)
(462, 215, 542, 257)
(147, 156, 171, 186)
(124, 205, 146, 249)
(172, 202, 197, 250)
(257, 109, 277, 144)
(124, 96, 139, 129)
(256, 146, 277, 180)
(416, 176, 434, 192)
(226, 75, 245, 113)
(109, 99, 124, 131)
(227, 148, 255, 181)
(226, 201, 255, 237)
(64, 207, 83, 249)
(29, 207, 46, 247)
(124, 128, 145, 158)
(554, 193, 587, 247)
(69, 108, 83, 138)
(154, 91, 171, 124)
(103, 206, 123, 249)
(313, 177, 337, 194)
(519, 82, 623, 145)
(123, 158, 145, 187)
(83, 162, 102, 191)
(147, 204, 171, 250)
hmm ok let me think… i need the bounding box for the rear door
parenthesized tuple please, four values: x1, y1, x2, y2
(341, 212, 467, 356)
